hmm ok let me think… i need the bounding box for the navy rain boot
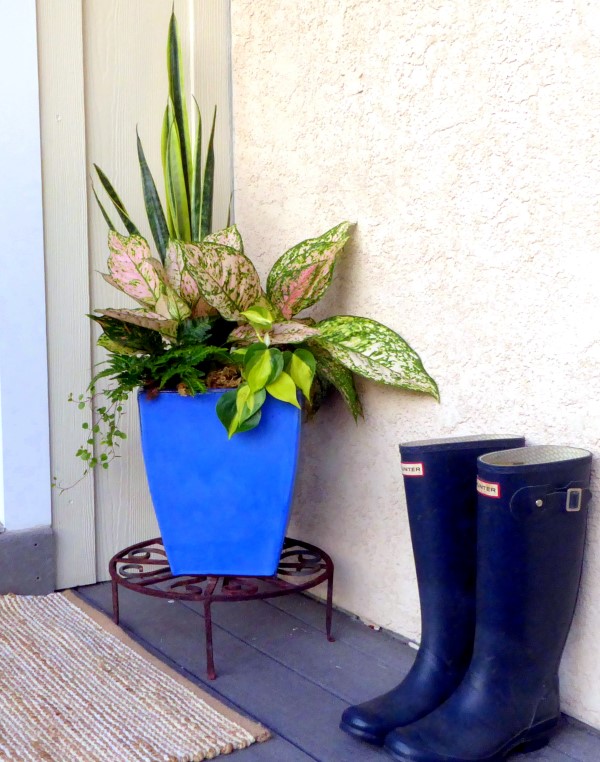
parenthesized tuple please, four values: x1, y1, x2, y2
(340, 435, 525, 746)
(384, 445, 592, 762)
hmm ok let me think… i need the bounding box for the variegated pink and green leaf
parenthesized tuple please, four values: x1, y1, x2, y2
(183, 241, 263, 321)
(204, 224, 243, 253)
(309, 343, 363, 420)
(96, 308, 177, 338)
(153, 287, 191, 322)
(228, 320, 320, 346)
(107, 232, 163, 307)
(266, 221, 353, 319)
(314, 316, 439, 400)
(164, 240, 215, 316)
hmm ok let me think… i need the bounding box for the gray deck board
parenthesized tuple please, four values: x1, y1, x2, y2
(76, 583, 600, 761)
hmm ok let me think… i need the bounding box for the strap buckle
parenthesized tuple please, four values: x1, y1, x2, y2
(566, 488, 583, 512)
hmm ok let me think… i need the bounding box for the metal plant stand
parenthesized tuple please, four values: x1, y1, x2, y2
(109, 536, 335, 680)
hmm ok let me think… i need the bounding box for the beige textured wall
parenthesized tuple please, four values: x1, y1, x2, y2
(231, 0, 600, 728)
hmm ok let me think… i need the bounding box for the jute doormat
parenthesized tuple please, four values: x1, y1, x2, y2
(0, 590, 270, 761)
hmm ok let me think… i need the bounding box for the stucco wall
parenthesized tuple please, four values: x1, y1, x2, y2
(230, 1, 600, 728)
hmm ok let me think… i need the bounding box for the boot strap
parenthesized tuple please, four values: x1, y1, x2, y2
(510, 482, 591, 517)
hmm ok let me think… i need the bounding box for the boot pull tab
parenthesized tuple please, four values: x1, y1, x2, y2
(510, 482, 591, 519)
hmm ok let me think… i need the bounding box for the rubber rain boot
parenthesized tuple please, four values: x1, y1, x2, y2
(340, 435, 525, 746)
(384, 445, 592, 762)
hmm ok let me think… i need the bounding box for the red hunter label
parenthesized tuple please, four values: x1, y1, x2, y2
(477, 477, 501, 498)
(401, 462, 425, 477)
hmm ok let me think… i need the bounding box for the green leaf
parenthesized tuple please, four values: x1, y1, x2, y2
(183, 240, 263, 321)
(165, 105, 191, 241)
(137, 130, 169, 263)
(97, 334, 139, 356)
(191, 98, 202, 241)
(245, 347, 283, 392)
(314, 316, 439, 399)
(167, 11, 193, 207)
(93, 187, 117, 231)
(94, 164, 140, 235)
(176, 317, 212, 345)
(267, 371, 301, 408)
(236, 408, 262, 434)
(235, 384, 266, 424)
(216, 389, 237, 435)
(266, 221, 353, 319)
(240, 306, 274, 331)
(161, 105, 175, 238)
(309, 343, 363, 420)
(90, 313, 164, 354)
(216, 388, 265, 437)
(288, 348, 316, 400)
(201, 106, 216, 239)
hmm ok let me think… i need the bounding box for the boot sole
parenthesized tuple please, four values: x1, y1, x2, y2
(339, 720, 385, 746)
(384, 717, 559, 761)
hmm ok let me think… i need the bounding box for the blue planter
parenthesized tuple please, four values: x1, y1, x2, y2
(137, 389, 302, 576)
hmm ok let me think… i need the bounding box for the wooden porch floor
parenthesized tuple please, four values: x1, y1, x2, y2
(76, 583, 600, 762)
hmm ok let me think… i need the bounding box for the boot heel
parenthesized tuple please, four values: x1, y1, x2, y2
(517, 718, 559, 754)
(519, 735, 551, 754)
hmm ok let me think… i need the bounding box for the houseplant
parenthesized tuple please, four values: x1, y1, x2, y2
(73, 12, 439, 575)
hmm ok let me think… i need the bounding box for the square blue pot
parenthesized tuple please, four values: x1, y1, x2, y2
(138, 389, 302, 576)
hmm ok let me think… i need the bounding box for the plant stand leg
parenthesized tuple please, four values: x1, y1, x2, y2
(112, 579, 120, 625)
(204, 600, 217, 680)
(326, 568, 335, 643)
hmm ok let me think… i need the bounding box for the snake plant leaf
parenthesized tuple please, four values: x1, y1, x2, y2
(200, 105, 216, 239)
(161, 105, 175, 238)
(165, 110, 192, 241)
(167, 11, 192, 204)
(164, 240, 215, 316)
(96, 308, 177, 338)
(94, 165, 140, 236)
(183, 241, 263, 321)
(107, 232, 164, 306)
(228, 320, 320, 346)
(266, 371, 301, 408)
(93, 187, 117, 231)
(204, 224, 243, 253)
(314, 316, 439, 399)
(288, 348, 316, 401)
(136, 130, 169, 263)
(266, 221, 354, 319)
(309, 343, 363, 420)
(191, 98, 202, 241)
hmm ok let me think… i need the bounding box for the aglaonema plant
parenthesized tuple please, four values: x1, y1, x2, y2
(91, 221, 438, 442)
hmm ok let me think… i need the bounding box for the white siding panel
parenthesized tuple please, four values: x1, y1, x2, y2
(37, 0, 96, 586)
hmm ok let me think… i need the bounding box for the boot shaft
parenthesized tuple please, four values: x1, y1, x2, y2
(475, 445, 592, 682)
(399, 436, 525, 656)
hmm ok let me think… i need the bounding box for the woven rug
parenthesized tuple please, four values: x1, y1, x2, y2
(0, 590, 269, 761)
